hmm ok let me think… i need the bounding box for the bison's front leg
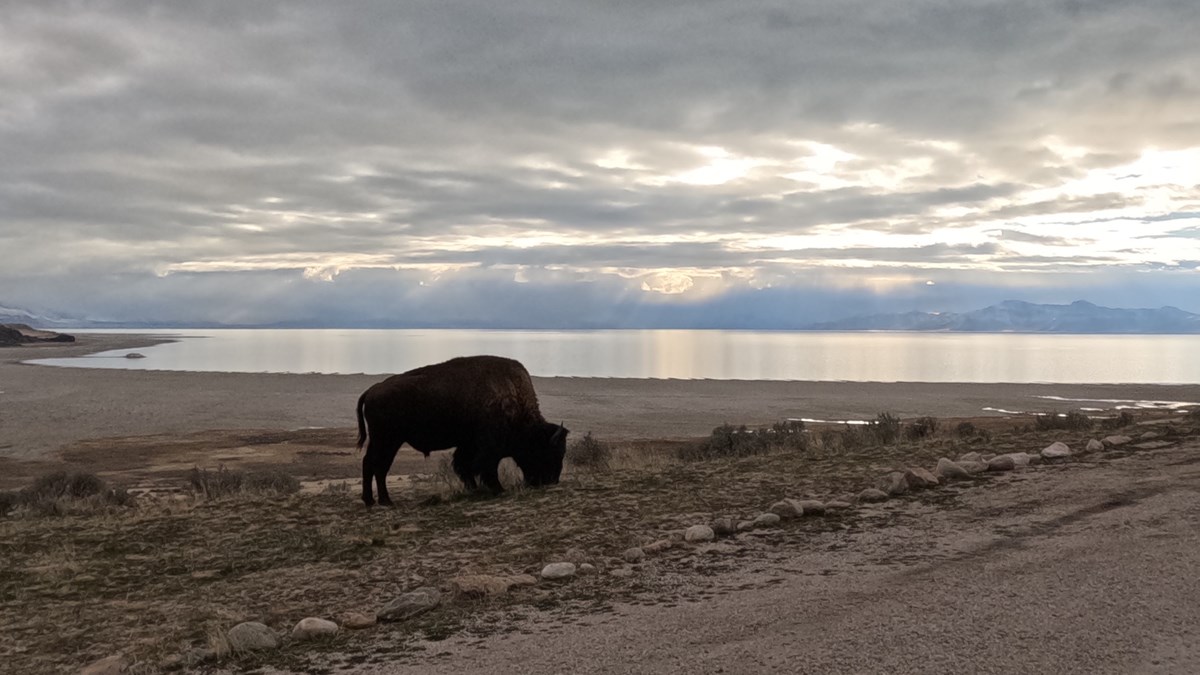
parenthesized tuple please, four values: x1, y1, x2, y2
(451, 448, 479, 492)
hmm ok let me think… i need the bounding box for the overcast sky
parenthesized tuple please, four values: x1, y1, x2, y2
(2, 0, 1198, 327)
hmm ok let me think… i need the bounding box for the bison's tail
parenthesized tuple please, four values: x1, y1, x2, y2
(356, 391, 368, 451)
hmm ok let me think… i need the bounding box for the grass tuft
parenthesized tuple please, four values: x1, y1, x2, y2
(185, 465, 300, 499)
(566, 432, 613, 470)
(678, 420, 807, 461)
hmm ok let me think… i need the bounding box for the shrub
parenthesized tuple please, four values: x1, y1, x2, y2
(186, 465, 299, 499)
(905, 416, 939, 441)
(566, 432, 613, 470)
(866, 412, 902, 445)
(1100, 411, 1136, 431)
(8, 471, 135, 517)
(678, 420, 807, 461)
(1034, 410, 1093, 432)
(955, 421, 978, 438)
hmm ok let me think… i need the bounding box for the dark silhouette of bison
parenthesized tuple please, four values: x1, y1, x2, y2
(356, 355, 568, 507)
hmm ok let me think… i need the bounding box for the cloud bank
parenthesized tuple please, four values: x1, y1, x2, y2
(2, 1, 1199, 326)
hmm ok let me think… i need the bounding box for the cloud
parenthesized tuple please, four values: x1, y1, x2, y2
(2, 0, 1200, 324)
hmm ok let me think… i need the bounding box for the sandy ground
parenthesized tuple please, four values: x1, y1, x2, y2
(4, 333, 1200, 462)
(363, 439, 1200, 675)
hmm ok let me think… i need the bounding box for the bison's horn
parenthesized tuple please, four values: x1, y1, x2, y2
(551, 423, 567, 443)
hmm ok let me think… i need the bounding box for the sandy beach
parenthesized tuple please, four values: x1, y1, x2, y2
(4, 333, 1200, 463)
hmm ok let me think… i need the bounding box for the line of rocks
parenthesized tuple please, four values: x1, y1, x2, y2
(79, 429, 1157, 673)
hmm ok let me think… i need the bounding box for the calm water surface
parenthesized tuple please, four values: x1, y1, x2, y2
(28, 329, 1200, 384)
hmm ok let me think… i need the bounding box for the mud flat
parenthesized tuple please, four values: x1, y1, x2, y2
(4, 333, 1200, 462)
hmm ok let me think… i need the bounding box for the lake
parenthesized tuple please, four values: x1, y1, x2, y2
(27, 329, 1200, 384)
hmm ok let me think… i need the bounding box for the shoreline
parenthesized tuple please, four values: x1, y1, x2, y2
(3, 333, 1200, 461)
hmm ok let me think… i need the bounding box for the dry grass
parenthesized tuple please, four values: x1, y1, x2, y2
(1, 409, 1190, 673)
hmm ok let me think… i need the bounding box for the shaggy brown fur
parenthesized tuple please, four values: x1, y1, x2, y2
(356, 355, 568, 506)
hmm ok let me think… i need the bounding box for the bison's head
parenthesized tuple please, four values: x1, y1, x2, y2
(519, 422, 569, 487)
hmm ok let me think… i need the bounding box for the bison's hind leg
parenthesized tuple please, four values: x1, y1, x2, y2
(362, 453, 375, 507)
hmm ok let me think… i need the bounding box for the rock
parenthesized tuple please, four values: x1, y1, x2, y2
(877, 471, 909, 496)
(291, 617, 338, 641)
(736, 520, 755, 531)
(711, 517, 738, 537)
(752, 512, 781, 527)
(610, 567, 633, 578)
(1086, 439, 1104, 452)
(987, 455, 1016, 472)
(578, 563, 597, 575)
(1004, 452, 1034, 467)
(770, 499, 803, 519)
(226, 622, 279, 653)
(1041, 442, 1071, 459)
(80, 655, 130, 675)
(540, 562, 577, 580)
(378, 587, 441, 621)
(1103, 435, 1133, 447)
(903, 467, 940, 489)
(509, 574, 538, 587)
(958, 451, 983, 463)
(563, 547, 588, 563)
(935, 458, 971, 481)
(449, 574, 517, 598)
(643, 539, 673, 553)
(338, 612, 377, 630)
(857, 488, 889, 503)
(825, 500, 853, 511)
(623, 547, 646, 563)
(797, 499, 826, 516)
(955, 456, 984, 473)
(684, 525, 716, 542)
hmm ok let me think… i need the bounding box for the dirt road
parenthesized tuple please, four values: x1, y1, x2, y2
(366, 442, 1200, 675)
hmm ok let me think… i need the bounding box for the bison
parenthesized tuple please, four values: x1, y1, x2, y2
(355, 355, 568, 507)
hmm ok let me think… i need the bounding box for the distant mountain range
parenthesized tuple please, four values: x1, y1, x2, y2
(804, 300, 1200, 333)
(5, 299, 1200, 333)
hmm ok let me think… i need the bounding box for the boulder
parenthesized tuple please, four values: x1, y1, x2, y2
(797, 500, 826, 516)
(986, 455, 1016, 472)
(903, 467, 940, 489)
(378, 587, 441, 621)
(752, 513, 781, 527)
(959, 460, 988, 474)
(578, 563, 597, 575)
(824, 500, 853, 512)
(540, 562, 577, 581)
(509, 574, 538, 587)
(877, 471, 909, 496)
(769, 499, 803, 519)
(958, 451, 983, 463)
(226, 622, 279, 653)
(623, 547, 646, 563)
(1086, 439, 1104, 452)
(1103, 435, 1133, 447)
(736, 520, 755, 532)
(610, 567, 633, 578)
(291, 617, 338, 641)
(696, 543, 739, 555)
(857, 488, 889, 503)
(935, 458, 970, 481)
(684, 525, 716, 543)
(1041, 442, 1071, 459)
(1004, 452, 1034, 467)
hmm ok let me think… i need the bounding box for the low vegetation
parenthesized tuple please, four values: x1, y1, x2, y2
(1, 471, 134, 518)
(1, 407, 1189, 673)
(185, 465, 301, 500)
(565, 431, 614, 470)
